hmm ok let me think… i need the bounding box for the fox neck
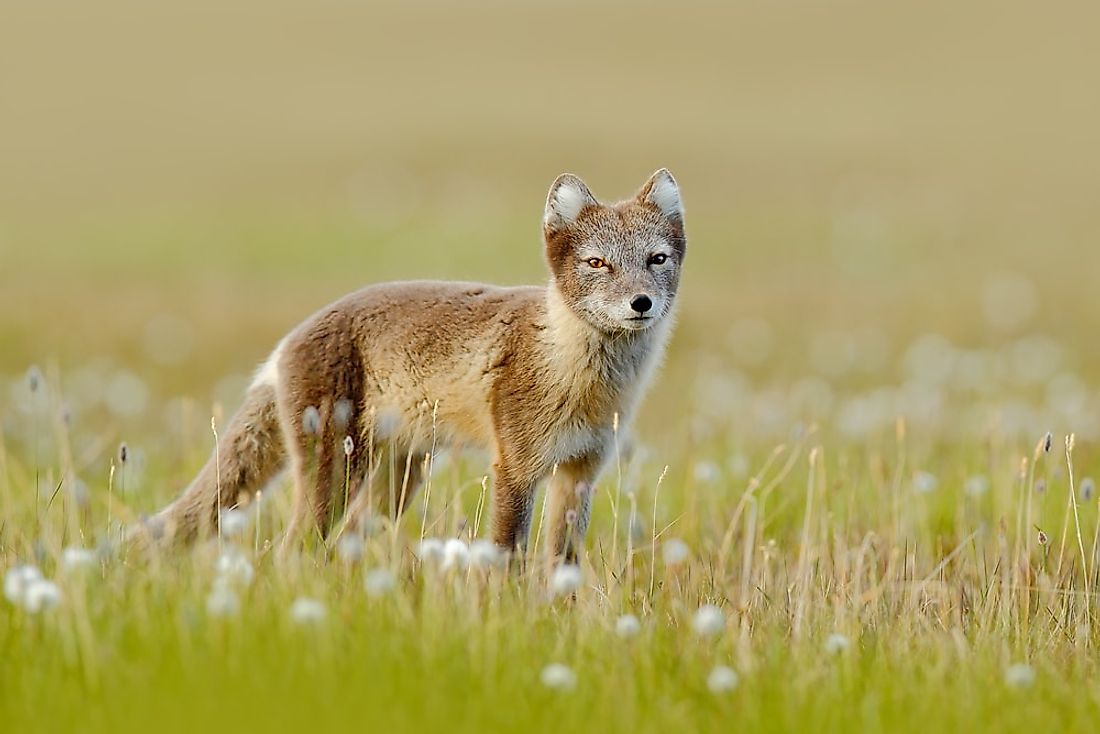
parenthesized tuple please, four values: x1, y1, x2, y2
(543, 285, 672, 404)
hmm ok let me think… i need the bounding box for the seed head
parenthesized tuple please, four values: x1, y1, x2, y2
(343, 435, 355, 457)
(540, 663, 577, 691)
(1080, 478, 1095, 502)
(1004, 663, 1036, 689)
(117, 442, 129, 465)
(336, 534, 365, 563)
(692, 604, 726, 637)
(1037, 529, 1049, 546)
(206, 583, 241, 618)
(333, 398, 353, 429)
(468, 540, 505, 568)
(415, 538, 445, 564)
(824, 633, 852, 655)
(289, 597, 327, 624)
(442, 538, 469, 570)
(551, 565, 583, 596)
(1043, 431, 1053, 453)
(302, 406, 321, 436)
(615, 614, 642, 639)
(26, 365, 42, 394)
(662, 538, 691, 565)
(706, 665, 740, 694)
(215, 548, 255, 586)
(364, 568, 397, 597)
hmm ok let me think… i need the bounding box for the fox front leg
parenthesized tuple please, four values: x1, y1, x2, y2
(490, 457, 539, 562)
(544, 455, 603, 567)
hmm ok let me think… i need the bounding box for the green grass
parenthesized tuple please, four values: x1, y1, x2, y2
(5, 0, 1100, 730)
(4, 391, 1100, 732)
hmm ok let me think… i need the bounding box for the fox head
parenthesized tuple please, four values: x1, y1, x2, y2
(543, 169, 686, 333)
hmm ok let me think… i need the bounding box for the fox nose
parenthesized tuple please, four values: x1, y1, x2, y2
(630, 294, 653, 314)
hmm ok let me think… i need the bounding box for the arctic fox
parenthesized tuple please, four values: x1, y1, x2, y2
(143, 169, 687, 563)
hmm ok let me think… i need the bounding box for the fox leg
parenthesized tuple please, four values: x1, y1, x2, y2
(545, 454, 603, 566)
(490, 454, 539, 559)
(342, 446, 426, 531)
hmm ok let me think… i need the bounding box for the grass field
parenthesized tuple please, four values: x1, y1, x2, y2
(3, 1, 1100, 732)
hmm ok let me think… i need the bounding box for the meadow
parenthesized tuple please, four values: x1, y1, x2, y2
(3, 1, 1100, 732)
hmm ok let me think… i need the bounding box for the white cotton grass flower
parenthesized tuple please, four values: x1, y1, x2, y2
(913, 471, 938, 494)
(707, 665, 740, 694)
(824, 633, 852, 655)
(662, 538, 691, 565)
(343, 435, 355, 457)
(289, 597, 327, 624)
(206, 583, 241, 618)
(336, 534, 365, 563)
(550, 564, 583, 596)
(301, 406, 322, 436)
(540, 663, 577, 691)
(693, 460, 720, 483)
(615, 614, 642, 639)
(218, 509, 249, 538)
(442, 538, 469, 570)
(964, 475, 990, 497)
(5, 564, 43, 605)
(215, 549, 254, 586)
(364, 568, 396, 597)
(1004, 663, 1036, 689)
(416, 538, 445, 564)
(692, 604, 726, 637)
(60, 547, 99, 573)
(468, 539, 505, 568)
(22, 579, 62, 613)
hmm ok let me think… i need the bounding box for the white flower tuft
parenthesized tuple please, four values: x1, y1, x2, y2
(206, 583, 241, 618)
(824, 633, 852, 655)
(336, 534, 365, 563)
(22, 579, 62, 613)
(364, 568, 396, 597)
(964, 475, 990, 497)
(289, 597, 327, 624)
(662, 538, 691, 565)
(301, 406, 321, 436)
(60, 547, 98, 572)
(550, 565, 583, 596)
(692, 604, 725, 637)
(707, 665, 740, 694)
(215, 548, 254, 586)
(913, 471, 938, 494)
(218, 509, 249, 538)
(615, 614, 642, 639)
(442, 538, 469, 570)
(468, 540, 505, 568)
(540, 663, 577, 691)
(5, 564, 43, 605)
(1004, 663, 1036, 689)
(416, 538, 445, 564)
(692, 461, 719, 483)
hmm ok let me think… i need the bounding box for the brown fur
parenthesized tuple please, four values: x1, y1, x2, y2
(139, 169, 687, 565)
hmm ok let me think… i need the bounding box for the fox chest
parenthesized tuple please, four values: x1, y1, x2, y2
(540, 382, 627, 466)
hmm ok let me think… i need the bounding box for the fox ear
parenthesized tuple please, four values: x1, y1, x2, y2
(544, 173, 597, 233)
(637, 168, 683, 221)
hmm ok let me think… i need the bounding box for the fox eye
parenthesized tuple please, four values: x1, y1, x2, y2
(648, 253, 669, 266)
(586, 257, 607, 269)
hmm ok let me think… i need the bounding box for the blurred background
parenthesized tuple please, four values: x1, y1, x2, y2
(2, 1, 1099, 495)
